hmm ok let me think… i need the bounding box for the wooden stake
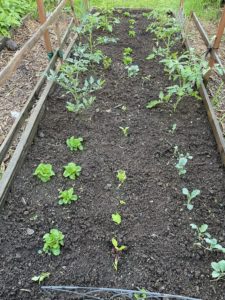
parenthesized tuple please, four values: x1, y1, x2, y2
(208, 6, 225, 68)
(69, 0, 79, 25)
(36, 0, 53, 55)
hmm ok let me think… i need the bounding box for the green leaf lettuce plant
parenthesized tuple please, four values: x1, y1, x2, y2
(43, 229, 64, 256)
(33, 163, 55, 182)
(63, 163, 81, 180)
(66, 137, 84, 151)
(58, 188, 78, 205)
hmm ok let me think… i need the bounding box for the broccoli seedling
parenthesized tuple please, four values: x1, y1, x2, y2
(204, 238, 225, 253)
(32, 272, 50, 284)
(63, 163, 81, 180)
(117, 170, 126, 185)
(175, 153, 193, 175)
(211, 260, 225, 280)
(119, 126, 129, 137)
(43, 229, 64, 256)
(123, 56, 133, 65)
(58, 188, 78, 205)
(123, 47, 133, 56)
(33, 163, 55, 183)
(126, 65, 139, 77)
(182, 188, 200, 210)
(128, 30, 136, 37)
(190, 224, 210, 241)
(66, 136, 83, 151)
(112, 212, 122, 225)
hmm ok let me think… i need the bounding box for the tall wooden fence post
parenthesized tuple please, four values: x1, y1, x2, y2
(36, 0, 53, 59)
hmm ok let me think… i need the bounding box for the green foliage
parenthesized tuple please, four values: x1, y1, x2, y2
(97, 36, 118, 45)
(123, 12, 131, 17)
(63, 163, 81, 180)
(146, 91, 170, 109)
(66, 137, 84, 151)
(103, 56, 112, 69)
(43, 229, 64, 256)
(169, 123, 177, 134)
(112, 212, 122, 225)
(119, 126, 129, 137)
(32, 272, 50, 284)
(123, 47, 133, 56)
(190, 223, 210, 241)
(134, 289, 147, 300)
(33, 163, 55, 183)
(182, 188, 201, 210)
(112, 237, 127, 252)
(129, 19, 136, 25)
(58, 188, 78, 205)
(211, 261, 225, 280)
(117, 170, 126, 184)
(0, 0, 33, 36)
(128, 30, 136, 37)
(123, 56, 133, 65)
(126, 65, 139, 77)
(175, 153, 193, 175)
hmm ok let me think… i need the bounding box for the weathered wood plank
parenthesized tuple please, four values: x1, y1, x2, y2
(0, 18, 74, 166)
(0, 34, 77, 208)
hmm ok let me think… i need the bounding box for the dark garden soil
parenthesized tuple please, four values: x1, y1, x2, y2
(1, 10, 225, 300)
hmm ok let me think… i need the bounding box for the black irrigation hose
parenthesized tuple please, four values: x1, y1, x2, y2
(41, 286, 202, 300)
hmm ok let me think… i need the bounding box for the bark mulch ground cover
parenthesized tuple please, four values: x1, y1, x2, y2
(0, 10, 225, 300)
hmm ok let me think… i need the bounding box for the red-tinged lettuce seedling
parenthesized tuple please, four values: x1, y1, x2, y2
(33, 163, 55, 182)
(43, 229, 64, 256)
(63, 163, 81, 180)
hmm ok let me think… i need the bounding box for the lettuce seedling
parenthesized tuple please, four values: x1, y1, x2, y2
(66, 102, 77, 112)
(63, 163, 81, 180)
(43, 229, 64, 256)
(129, 30, 136, 37)
(182, 188, 200, 210)
(58, 188, 78, 205)
(211, 260, 225, 280)
(66, 136, 84, 151)
(119, 126, 129, 137)
(117, 170, 126, 185)
(32, 272, 50, 284)
(124, 11, 131, 17)
(103, 56, 112, 69)
(129, 19, 136, 25)
(134, 289, 147, 300)
(97, 36, 118, 45)
(175, 153, 193, 175)
(123, 47, 133, 56)
(112, 212, 122, 225)
(33, 163, 55, 183)
(123, 56, 133, 65)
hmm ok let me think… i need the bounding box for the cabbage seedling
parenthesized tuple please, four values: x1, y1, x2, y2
(32, 272, 50, 284)
(117, 170, 126, 185)
(43, 229, 64, 256)
(66, 136, 83, 151)
(33, 163, 55, 183)
(63, 163, 81, 180)
(182, 188, 200, 210)
(119, 126, 129, 137)
(58, 188, 78, 205)
(211, 260, 225, 280)
(112, 212, 122, 225)
(204, 238, 225, 253)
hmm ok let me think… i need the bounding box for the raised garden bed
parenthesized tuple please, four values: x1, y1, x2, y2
(0, 9, 225, 300)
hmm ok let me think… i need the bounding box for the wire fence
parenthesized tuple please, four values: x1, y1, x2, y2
(41, 286, 202, 300)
